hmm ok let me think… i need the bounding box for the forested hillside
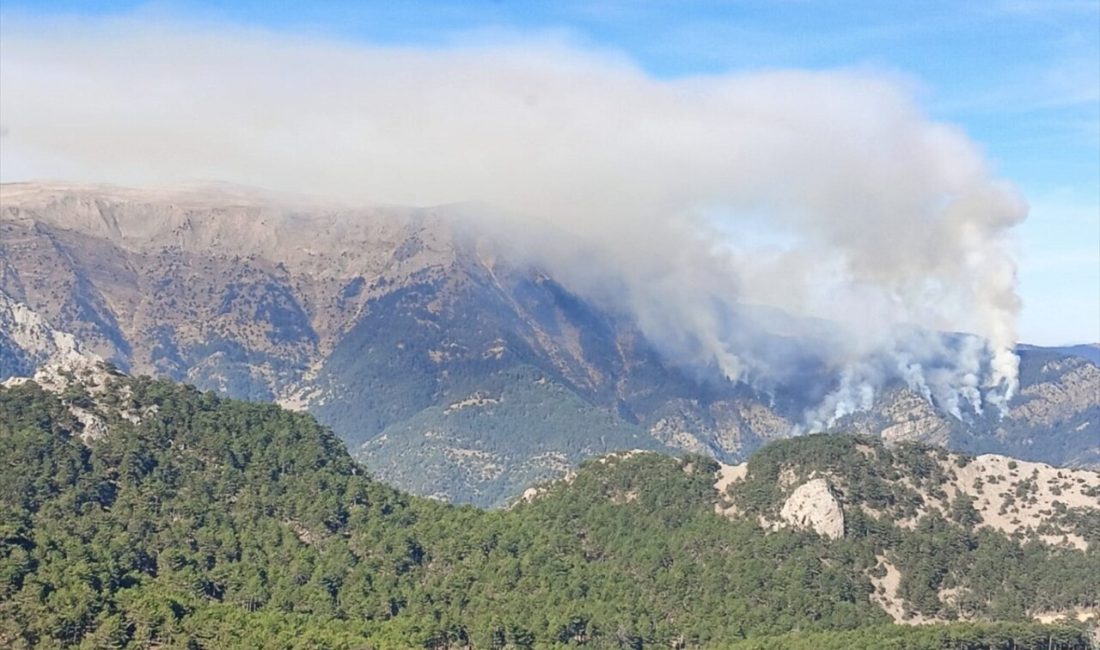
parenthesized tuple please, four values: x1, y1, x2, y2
(1, 373, 1097, 648)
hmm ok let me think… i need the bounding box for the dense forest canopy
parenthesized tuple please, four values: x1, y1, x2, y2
(1, 375, 1097, 648)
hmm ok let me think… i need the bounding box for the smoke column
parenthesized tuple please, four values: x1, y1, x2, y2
(0, 18, 1027, 421)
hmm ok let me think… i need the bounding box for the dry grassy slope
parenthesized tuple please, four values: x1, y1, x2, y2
(713, 445, 1100, 623)
(718, 450, 1100, 548)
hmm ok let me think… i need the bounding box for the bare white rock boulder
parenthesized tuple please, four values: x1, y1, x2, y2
(779, 478, 845, 540)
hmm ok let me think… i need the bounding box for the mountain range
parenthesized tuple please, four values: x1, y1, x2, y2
(1, 182, 1097, 506)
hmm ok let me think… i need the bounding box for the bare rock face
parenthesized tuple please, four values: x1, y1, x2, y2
(0, 292, 85, 377)
(779, 478, 845, 540)
(0, 301, 142, 444)
(1, 294, 106, 391)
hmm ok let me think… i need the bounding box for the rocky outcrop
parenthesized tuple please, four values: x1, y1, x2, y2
(712, 461, 748, 517)
(4, 353, 161, 445)
(0, 302, 156, 444)
(778, 478, 845, 539)
(4, 352, 117, 444)
(0, 292, 86, 378)
(1, 293, 106, 391)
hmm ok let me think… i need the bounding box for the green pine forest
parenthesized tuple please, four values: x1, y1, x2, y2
(1, 374, 1097, 649)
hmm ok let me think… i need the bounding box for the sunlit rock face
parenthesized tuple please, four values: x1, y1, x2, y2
(779, 478, 845, 540)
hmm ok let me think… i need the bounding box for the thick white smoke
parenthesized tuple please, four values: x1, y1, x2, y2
(0, 17, 1027, 421)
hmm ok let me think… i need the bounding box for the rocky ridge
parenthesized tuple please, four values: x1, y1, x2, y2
(518, 437, 1100, 626)
(0, 291, 87, 377)
(715, 443, 1100, 549)
(2, 337, 128, 444)
(708, 436, 1100, 624)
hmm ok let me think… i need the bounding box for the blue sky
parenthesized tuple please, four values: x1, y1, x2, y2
(3, 0, 1098, 344)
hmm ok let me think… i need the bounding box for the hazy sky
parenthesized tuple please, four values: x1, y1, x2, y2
(2, 0, 1097, 345)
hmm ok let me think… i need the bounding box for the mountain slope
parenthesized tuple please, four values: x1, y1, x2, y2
(361, 364, 666, 506)
(2, 182, 1098, 507)
(839, 351, 1100, 469)
(0, 183, 798, 504)
(1, 372, 1097, 648)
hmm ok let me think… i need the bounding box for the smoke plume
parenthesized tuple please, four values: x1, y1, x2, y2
(0, 16, 1027, 423)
